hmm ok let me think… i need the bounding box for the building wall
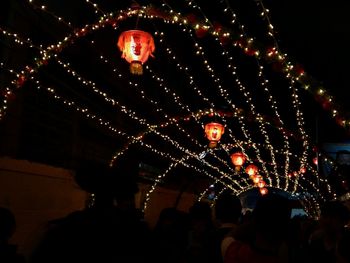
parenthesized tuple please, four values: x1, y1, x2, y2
(0, 157, 87, 257)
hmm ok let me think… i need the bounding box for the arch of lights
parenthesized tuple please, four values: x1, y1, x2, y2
(0, 0, 341, 216)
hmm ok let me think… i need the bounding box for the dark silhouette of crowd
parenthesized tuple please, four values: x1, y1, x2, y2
(149, 195, 350, 263)
(211, 190, 242, 263)
(1, 161, 350, 263)
(151, 207, 190, 263)
(0, 207, 26, 263)
(307, 200, 350, 263)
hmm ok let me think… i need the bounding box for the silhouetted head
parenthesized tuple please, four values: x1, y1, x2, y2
(253, 193, 291, 243)
(158, 208, 179, 224)
(215, 191, 242, 224)
(189, 201, 212, 222)
(0, 207, 16, 243)
(75, 160, 139, 209)
(155, 208, 186, 231)
(336, 228, 350, 263)
(320, 200, 350, 233)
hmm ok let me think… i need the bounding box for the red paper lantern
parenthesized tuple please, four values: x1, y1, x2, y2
(231, 152, 246, 170)
(257, 180, 266, 188)
(204, 122, 225, 148)
(195, 27, 208, 38)
(245, 164, 258, 177)
(252, 175, 262, 184)
(300, 167, 306, 174)
(244, 48, 256, 56)
(260, 187, 268, 195)
(117, 30, 155, 75)
(16, 75, 26, 87)
(313, 157, 318, 166)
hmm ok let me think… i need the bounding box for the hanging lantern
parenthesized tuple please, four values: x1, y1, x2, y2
(300, 167, 306, 174)
(252, 175, 262, 184)
(257, 180, 266, 188)
(117, 30, 155, 75)
(245, 164, 258, 177)
(260, 187, 268, 195)
(204, 122, 225, 148)
(313, 157, 318, 166)
(231, 152, 246, 171)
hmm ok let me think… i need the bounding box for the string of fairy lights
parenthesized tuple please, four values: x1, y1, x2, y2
(0, 0, 322, 204)
(197, 148, 327, 202)
(34, 1, 254, 197)
(1, 1, 348, 130)
(242, 0, 310, 177)
(32, 49, 330, 209)
(252, 3, 309, 156)
(0, 2, 314, 162)
(0, 0, 344, 214)
(217, 0, 297, 191)
(252, 1, 308, 192)
(55, 43, 252, 194)
(138, 139, 262, 212)
(141, 68, 251, 187)
(56, 57, 247, 190)
(182, 1, 283, 188)
(253, 0, 312, 194)
(142, 155, 241, 212)
(175, 0, 330, 202)
(0, 9, 298, 201)
(221, 0, 292, 189)
(154, 25, 286, 194)
(145, 32, 254, 186)
(114, 101, 328, 210)
(51, 24, 256, 200)
(117, 9, 258, 195)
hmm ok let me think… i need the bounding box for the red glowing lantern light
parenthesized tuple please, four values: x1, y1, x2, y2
(257, 180, 266, 188)
(300, 167, 306, 174)
(117, 30, 155, 75)
(260, 187, 268, 195)
(313, 157, 318, 166)
(245, 164, 258, 177)
(204, 122, 225, 148)
(231, 152, 246, 170)
(252, 175, 262, 184)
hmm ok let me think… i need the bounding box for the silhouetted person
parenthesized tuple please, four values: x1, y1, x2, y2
(0, 207, 26, 263)
(211, 191, 242, 263)
(152, 207, 190, 263)
(186, 201, 214, 263)
(224, 193, 291, 263)
(285, 215, 315, 263)
(240, 210, 253, 225)
(307, 200, 350, 263)
(30, 161, 152, 263)
(336, 228, 350, 263)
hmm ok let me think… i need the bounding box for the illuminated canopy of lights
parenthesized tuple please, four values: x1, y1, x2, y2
(0, 0, 344, 216)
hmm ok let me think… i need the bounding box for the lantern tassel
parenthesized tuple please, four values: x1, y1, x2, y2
(235, 166, 242, 172)
(130, 61, 143, 75)
(208, 141, 218, 148)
